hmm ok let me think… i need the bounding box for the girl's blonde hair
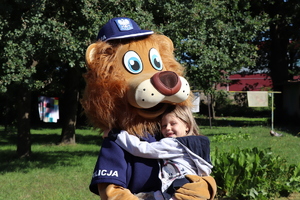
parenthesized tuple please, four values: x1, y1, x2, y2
(161, 105, 200, 136)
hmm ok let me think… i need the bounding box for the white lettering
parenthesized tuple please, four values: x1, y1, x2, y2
(112, 171, 118, 177)
(93, 169, 119, 178)
(101, 170, 107, 176)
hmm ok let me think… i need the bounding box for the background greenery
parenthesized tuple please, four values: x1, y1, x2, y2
(1, 0, 300, 157)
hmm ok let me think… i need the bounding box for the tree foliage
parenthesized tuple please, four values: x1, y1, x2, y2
(1, 0, 299, 155)
(249, 0, 300, 79)
(1, 0, 276, 99)
(248, 0, 300, 119)
(0, 0, 104, 155)
(138, 0, 268, 92)
(0, 0, 104, 92)
(1, 0, 299, 100)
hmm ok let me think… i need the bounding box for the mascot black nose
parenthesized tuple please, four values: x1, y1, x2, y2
(150, 71, 182, 96)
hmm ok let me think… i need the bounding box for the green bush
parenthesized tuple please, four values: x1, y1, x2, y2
(211, 147, 300, 200)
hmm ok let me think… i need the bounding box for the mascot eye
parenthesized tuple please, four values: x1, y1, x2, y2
(149, 48, 163, 71)
(123, 51, 143, 74)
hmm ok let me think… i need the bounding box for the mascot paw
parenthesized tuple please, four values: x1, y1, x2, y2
(174, 175, 217, 200)
(98, 183, 139, 200)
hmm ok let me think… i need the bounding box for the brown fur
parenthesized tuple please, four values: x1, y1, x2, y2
(81, 34, 191, 137)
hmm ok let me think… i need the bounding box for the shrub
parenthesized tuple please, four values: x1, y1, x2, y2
(211, 147, 300, 200)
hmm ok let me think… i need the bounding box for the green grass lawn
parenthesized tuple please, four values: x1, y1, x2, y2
(196, 116, 299, 165)
(0, 127, 102, 200)
(202, 126, 300, 166)
(0, 118, 299, 200)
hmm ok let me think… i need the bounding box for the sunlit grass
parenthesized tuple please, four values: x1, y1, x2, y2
(0, 127, 101, 200)
(201, 125, 300, 165)
(0, 119, 299, 199)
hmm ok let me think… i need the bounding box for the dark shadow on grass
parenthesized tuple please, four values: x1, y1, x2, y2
(0, 149, 100, 173)
(0, 130, 16, 145)
(0, 128, 103, 174)
(30, 133, 103, 146)
(196, 118, 269, 127)
(196, 118, 300, 136)
(75, 134, 103, 145)
(204, 133, 227, 137)
(0, 129, 103, 146)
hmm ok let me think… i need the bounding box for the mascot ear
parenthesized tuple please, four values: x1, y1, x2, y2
(86, 43, 97, 67)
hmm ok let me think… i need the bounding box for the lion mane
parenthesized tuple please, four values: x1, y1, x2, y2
(82, 34, 191, 137)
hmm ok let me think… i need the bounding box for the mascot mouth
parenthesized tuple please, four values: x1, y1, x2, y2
(130, 73, 190, 119)
(144, 103, 165, 112)
(137, 103, 168, 119)
(133, 76, 190, 109)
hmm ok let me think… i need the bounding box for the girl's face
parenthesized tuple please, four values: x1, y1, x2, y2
(161, 113, 189, 138)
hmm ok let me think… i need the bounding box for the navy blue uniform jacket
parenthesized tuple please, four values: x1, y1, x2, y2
(89, 134, 161, 195)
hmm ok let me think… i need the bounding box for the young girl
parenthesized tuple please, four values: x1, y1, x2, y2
(107, 105, 215, 200)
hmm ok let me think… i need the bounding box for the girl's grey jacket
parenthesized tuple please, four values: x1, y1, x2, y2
(110, 130, 213, 194)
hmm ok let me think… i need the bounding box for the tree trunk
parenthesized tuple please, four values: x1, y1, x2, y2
(211, 93, 216, 119)
(268, 22, 289, 122)
(59, 67, 80, 144)
(16, 85, 32, 158)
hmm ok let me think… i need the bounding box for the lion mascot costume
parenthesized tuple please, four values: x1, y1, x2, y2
(81, 17, 216, 200)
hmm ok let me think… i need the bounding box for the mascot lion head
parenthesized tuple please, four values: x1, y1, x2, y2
(82, 17, 192, 137)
